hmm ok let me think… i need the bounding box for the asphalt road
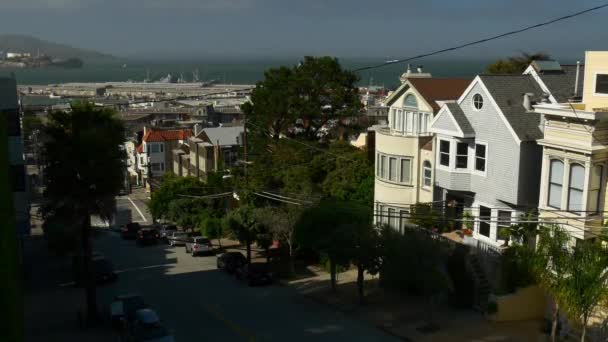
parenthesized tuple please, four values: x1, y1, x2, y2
(95, 231, 398, 341)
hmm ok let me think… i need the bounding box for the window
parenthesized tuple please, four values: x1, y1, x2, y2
(568, 163, 585, 213)
(548, 159, 564, 208)
(479, 206, 491, 237)
(380, 155, 387, 178)
(400, 158, 411, 183)
(589, 164, 603, 214)
(149, 144, 160, 153)
(456, 142, 468, 169)
(377, 205, 387, 225)
(160, 144, 164, 153)
(423, 161, 432, 187)
(399, 210, 408, 233)
(390, 109, 396, 129)
(388, 208, 398, 229)
(473, 93, 483, 110)
(475, 144, 487, 172)
(497, 210, 512, 241)
(395, 110, 401, 132)
(406, 112, 413, 134)
(596, 74, 608, 94)
(404, 94, 418, 108)
(439, 140, 450, 167)
(389, 157, 397, 182)
(151, 163, 162, 171)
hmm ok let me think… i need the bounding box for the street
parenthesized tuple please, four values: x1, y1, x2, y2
(95, 229, 398, 341)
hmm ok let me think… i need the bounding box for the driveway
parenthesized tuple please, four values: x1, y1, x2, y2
(95, 230, 398, 341)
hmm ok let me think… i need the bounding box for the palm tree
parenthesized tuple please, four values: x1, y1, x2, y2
(41, 102, 125, 323)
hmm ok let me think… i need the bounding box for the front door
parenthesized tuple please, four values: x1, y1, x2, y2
(445, 194, 465, 230)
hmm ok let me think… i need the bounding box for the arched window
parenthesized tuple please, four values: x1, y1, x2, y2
(472, 93, 483, 110)
(423, 161, 432, 187)
(404, 94, 418, 108)
(548, 159, 564, 208)
(568, 163, 585, 212)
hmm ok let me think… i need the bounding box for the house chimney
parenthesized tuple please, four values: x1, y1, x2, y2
(417, 65, 423, 73)
(574, 60, 581, 97)
(523, 93, 535, 111)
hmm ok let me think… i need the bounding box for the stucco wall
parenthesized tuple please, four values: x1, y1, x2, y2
(582, 51, 608, 110)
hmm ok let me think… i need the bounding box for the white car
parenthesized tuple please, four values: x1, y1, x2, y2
(167, 231, 188, 247)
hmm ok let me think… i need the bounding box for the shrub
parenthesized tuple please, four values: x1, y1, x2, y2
(500, 245, 535, 293)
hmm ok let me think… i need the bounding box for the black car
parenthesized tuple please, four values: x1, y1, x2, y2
(216, 252, 247, 274)
(73, 255, 117, 287)
(235, 262, 273, 286)
(122, 222, 141, 240)
(136, 228, 159, 245)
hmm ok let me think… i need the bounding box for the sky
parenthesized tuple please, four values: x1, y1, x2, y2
(1, 0, 607, 60)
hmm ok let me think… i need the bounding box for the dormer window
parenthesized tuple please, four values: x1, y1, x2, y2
(473, 93, 483, 110)
(404, 94, 418, 108)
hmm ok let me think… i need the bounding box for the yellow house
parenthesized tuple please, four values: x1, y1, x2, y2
(534, 51, 608, 243)
(374, 66, 470, 230)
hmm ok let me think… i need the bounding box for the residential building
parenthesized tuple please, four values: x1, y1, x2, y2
(534, 51, 608, 243)
(135, 127, 192, 189)
(374, 66, 470, 230)
(124, 139, 140, 186)
(186, 125, 244, 180)
(429, 73, 551, 246)
(172, 144, 190, 177)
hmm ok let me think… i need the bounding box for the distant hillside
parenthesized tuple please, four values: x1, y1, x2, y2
(0, 34, 117, 62)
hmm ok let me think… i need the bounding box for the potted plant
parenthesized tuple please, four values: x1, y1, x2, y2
(461, 211, 475, 244)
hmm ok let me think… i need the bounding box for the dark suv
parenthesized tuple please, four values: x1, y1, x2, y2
(136, 228, 159, 245)
(216, 252, 247, 273)
(121, 222, 141, 240)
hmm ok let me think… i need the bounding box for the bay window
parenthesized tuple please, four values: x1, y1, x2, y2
(376, 152, 412, 185)
(588, 164, 603, 214)
(439, 140, 450, 167)
(456, 142, 468, 169)
(400, 158, 411, 183)
(568, 163, 585, 213)
(475, 143, 486, 172)
(548, 159, 564, 208)
(389, 157, 397, 182)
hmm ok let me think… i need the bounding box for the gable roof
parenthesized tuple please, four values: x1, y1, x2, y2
(385, 78, 471, 112)
(478, 74, 544, 141)
(198, 125, 244, 146)
(407, 78, 472, 113)
(535, 65, 585, 103)
(143, 129, 193, 143)
(446, 103, 474, 136)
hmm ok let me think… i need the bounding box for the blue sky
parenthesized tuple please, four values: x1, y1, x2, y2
(1, 0, 607, 60)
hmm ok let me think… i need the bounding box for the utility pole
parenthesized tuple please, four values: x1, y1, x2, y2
(243, 112, 248, 187)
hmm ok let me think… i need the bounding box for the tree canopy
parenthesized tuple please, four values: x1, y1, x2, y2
(485, 52, 551, 74)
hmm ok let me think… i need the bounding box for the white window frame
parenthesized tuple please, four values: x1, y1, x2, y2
(438, 139, 451, 169)
(389, 157, 398, 182)
(472, 93, 484, 110)
(473, 141, 488, 176)
(400, 158, 411, 184)
(548, 158, 564, 209)
(455, 142, 469, 170)
(376, 152, 413, 185)
(423, 160, 432, 188)
(149, 143, 160, 153)
(567, 163, 585, 214)
(588, 164, 603, 215)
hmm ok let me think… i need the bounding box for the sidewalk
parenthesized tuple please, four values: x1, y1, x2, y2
(23, 224, 115, 342)
(281, 266, 545, 342)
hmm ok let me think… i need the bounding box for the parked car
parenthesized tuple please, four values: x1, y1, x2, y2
(167, 231, 188, 247)
(122, 222, 141, 240)
(216, 252, 247, 273)
(136, 228, 159, 246)
(185, 237, 214, 256)
(125, 308, 174, 342)
(159, 225, 177, 243)
(73, 254, 117, 287)
(235, 262, 273, 286)
(110, 294, 148, 330)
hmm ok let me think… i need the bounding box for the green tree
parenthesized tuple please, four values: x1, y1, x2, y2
(532, 225, 571, 342)
(147, 175, 210, 221)
(167, 198, 206, 233)
(559, 241, 608, 341)
(200, 216, 224, 248)
(41, 102, 125, 322)
(485, 52, 551, 74)
(352, 222, 382, 304)
(255, 206, 303, 276)
(296, 199, 370, 292)
(224, 205, 260, 264)
(243, 56, 362, 142)
(320, 142, 374, 205)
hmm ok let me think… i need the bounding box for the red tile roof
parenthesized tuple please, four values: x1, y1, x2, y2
(407, 78, 472, 113)
(143, 129, 193, 143)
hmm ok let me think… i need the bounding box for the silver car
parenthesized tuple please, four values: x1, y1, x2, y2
(167, 231, 188, 247)
(185, 237, 214, 256)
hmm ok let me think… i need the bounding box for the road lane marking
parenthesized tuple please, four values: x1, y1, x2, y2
(114, 263, 176, 274)
(204, 304, 256, 342)
(127, 196, 147, 222)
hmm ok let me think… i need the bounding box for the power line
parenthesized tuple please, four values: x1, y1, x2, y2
(353, 3, 608, 72)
